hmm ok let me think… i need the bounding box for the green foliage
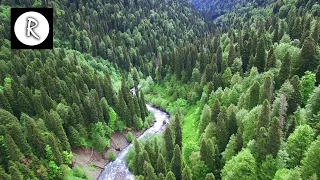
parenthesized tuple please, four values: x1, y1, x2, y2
(301, 136, 320, 178)
(301, 71, 316, 106)
(286, 125, 315, 168)
(90, 122, 110, 153)
(221, 149, 257, 180)
(107, 150, 117, 161)
(126, 132, 134, 143)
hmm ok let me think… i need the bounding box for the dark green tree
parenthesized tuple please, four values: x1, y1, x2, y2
(255, 38, 266, 72)
(277, 52, 291, 88)
(248, 81, 260, 109)
(143, 161, 158, 180)
(156, 153, 166, 175)
(164, 126, 174, 161)
(265, 48, 276, 71)
(171, 144, 182, 180)
(268, 117, 281, 158)
(298, 37, 318, 77)
(165, 171, 176, 180)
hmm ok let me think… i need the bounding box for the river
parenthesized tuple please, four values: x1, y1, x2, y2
(98, 104, 170, 180)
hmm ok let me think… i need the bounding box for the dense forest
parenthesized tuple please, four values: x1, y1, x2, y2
(1, 0, 320, 179)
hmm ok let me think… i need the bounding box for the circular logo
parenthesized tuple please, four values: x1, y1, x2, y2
(14, 11, 50, 46)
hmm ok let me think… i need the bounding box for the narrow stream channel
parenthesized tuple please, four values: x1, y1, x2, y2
(98, 104, 170, 180)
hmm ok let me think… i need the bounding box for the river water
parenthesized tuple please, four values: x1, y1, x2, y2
(98, 104, 170, 180)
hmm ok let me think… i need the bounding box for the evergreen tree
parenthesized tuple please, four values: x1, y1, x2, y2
(255, 38, 266, 73)
(299, 37, 318, 77)
(174, 110, 183, 148)
(156, 153, 166, 175)
(164, 126, 174, 161)
(288, 76, 302, 114)
(211, 98, 221, 123)
(25, 115, 46, 157)
(0, 92, 12, 114)
(8, 161, 23, 180)
(5, 123, 31, 154)
(171, 144, 182, 180)
(5, 134, 23, 162)
(268, 117, 281, 158)
(277, 52, 291, 88)
(306, 85, 320, 131)
(46, 133, 63, 165)
(17, 91, 32, 115)
(265, 48, 276, 71)
(228, 41, 236, 67)
(143, 161, 158, 180)
(182, 166, 192, 180)
(0, 167, 11, 180)
(200, 138, 216, 173)
(256, 100, 271, 161)
(199, 104, 212, 136)
(216, 108, 228, 152)
(248, 81, 260, 109)
(165, 171, 176, 180)
(260, 75, 273, 103)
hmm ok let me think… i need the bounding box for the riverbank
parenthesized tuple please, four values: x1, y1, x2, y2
(72, 129, 144, 180)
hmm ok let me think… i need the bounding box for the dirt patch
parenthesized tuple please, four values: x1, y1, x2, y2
(72, 129, 144, 180)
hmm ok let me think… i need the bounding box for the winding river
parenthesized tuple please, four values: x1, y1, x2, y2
(98, 104, 170, 180)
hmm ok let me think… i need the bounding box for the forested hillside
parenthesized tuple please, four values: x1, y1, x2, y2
(0, 0, 209, 179)
(126, 0, 320, 179)
(191, 0, 272, 20)
(1, 0, 320, 179)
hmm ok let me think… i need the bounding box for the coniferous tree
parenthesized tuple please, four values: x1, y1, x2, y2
(268, 117, 281, 158)
(228, 41, 236, 67)
(312, 18, 320, 44)
(164, 126, 174, 161)
(277, 52, 291, 88)
(299, 37, 318, 77)
(165, 171, 176, 180)
(255, 37, 266, 73)
(8, 161, 23, 180)
(46, 133, 63, 165)
(17, 91, 32, 115)
(182, 166, 192, 180)
(260, 75, 273, 103)
(0, 167, 11, 180)
(256, 100, 271, 161)
(217, 108, 228, 152)
(211, 99, 221, 123)
(156, 153, 166, 175)
(288, 76, 302, 114)
(0, 92, 12, 114)
(25, 115, 46, 157)
(174, 110, 182, 148)
(248, 81, 260, 109)
(170, 144, 182, 180)
(5, 134, 23, 162)
(199, 104, 212, 137)
(143, 161, 158, 180)
(5, 123, 31, 154)
(265, 48, 276, 71)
